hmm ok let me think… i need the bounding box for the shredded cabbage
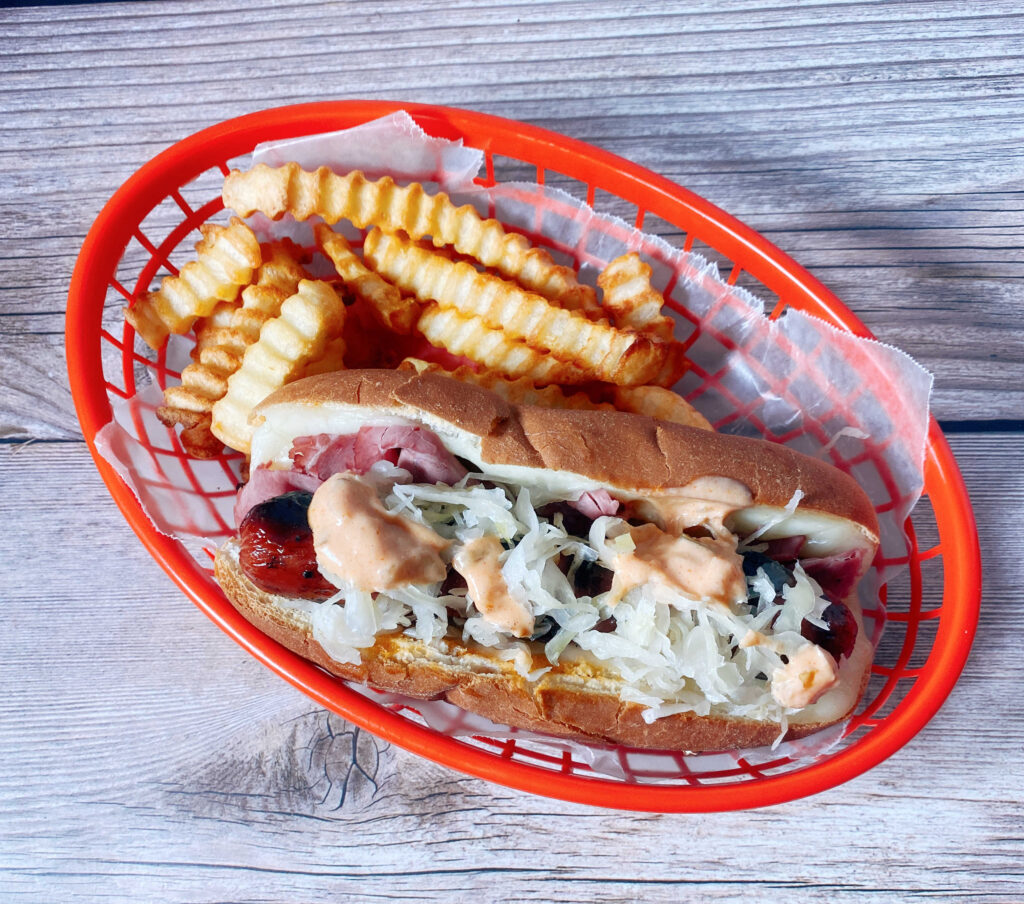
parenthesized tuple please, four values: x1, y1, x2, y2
(308, 473, 835, 723)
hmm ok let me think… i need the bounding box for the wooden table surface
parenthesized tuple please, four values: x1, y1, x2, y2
(2, 2, 1021, 901)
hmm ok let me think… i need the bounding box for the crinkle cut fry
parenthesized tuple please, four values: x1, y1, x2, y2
(648, 339, 691, 389)
(314, 223, 417, 334)
(229, 239, 313, 350)
(124, 217, 261, 350)
(191, 300, 238, 361)
(223, 163, 599, 314)
(415, 304, 589, 385)
(364, 228, 669, 386)
(301, 334, 347, 378)
(612, 385, 713, 430)
(399, 358, 709, 428)
(211, 279, 346, 454)
(166, 240, 307, 410)
(398, 357, 613, 411)
(158, 241, 308, 456)
(597, 252, 675, 340)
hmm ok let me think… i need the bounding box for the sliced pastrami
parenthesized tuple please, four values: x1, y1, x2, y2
(570, 489, 620, 519)
(373, 425, 468, 485)
(233, 466, 323, 528)
(290, 425, 468, 485)
(290, 433, 361, 478)
(802, 548, 868, 600)
(236, 425, 469, 526)
(762, 535, 805, 562)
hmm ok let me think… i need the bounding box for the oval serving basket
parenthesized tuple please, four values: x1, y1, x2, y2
(67, 101, 981, 812)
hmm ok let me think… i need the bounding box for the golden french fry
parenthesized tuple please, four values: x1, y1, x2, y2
(124, 217, 261, 350)
(314, 224, 416, 334)
(596, 252, 675, 340)
(399, 358, 612, 412)
(159, 241, 308, 453)
(399, 357, 706, 427)
(168, 414, 221, 458)
(223, 163, 597, 313)
(154, 407, 221, 458)
(191, 300, 238, 360)
(648, 339, 691, 389)
(301, 334, 347, 378)
(611, 385, 713, 430)
(200, 243, 306, 357)
(211, 280, 346, 454)
(416, 304, 589, 385)
(255, 237, 311, 284)
(397, 357, 435, 375)
(155, 405, 206, 429)
(180, 416, 228, 458)
(364, 229, 668, 386)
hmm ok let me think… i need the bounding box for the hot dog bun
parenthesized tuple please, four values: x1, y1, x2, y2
(250, 369, 878, 547)
(218, 369, 878, 751)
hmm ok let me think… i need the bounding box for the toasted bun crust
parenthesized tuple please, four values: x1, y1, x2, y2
(254, 369, 879, 538)
(216, 539, 871, 751)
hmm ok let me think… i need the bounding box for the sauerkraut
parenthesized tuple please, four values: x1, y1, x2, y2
(308, 466, 837, 723)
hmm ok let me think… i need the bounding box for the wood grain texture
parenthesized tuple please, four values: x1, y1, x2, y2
(0, 437, 1020, 902)
(2, 0, 1024, 436)
(2, 1, 1021, 901)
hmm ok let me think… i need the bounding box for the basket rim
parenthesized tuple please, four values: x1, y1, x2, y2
(66, 100, 982, 812)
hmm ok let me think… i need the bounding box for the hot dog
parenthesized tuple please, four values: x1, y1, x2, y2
(215, 369, 878, 751)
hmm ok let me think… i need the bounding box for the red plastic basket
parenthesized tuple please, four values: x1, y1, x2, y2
(67, 102, 981, 812)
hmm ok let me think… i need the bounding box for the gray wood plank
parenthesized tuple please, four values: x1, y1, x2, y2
(0, 434, 1018, 902)
(2, 0, 1023, 441)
